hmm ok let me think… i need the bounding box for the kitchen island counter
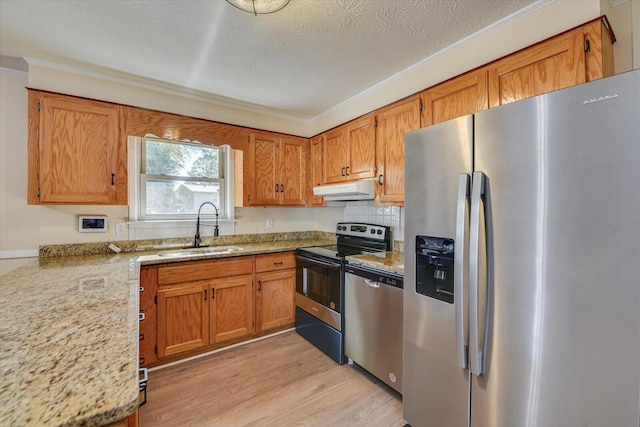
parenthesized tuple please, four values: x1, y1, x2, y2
(0, 236, 332, 426)
(0, 254, 140, 427)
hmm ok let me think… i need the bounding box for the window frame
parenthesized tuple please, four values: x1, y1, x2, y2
(131, 136, 230, 221)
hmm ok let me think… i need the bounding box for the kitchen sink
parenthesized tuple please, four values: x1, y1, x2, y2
(157, 246, 243, 257)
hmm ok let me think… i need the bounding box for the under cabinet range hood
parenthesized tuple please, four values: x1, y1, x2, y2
(313, 178, 375, 201)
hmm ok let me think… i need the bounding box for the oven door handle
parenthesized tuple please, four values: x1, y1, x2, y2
(295, 255, 342, 269)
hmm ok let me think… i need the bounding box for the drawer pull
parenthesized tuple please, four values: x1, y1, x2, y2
(273, 261, 284, 266)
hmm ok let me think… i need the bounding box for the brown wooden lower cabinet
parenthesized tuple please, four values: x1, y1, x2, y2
(210, 274, 253, 343)
(157, 280, 210, 358)
(140, 252, 296, 366)
(255, 269, 296, 332)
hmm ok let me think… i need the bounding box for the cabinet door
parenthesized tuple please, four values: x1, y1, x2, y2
(35, 92, 126, 204)
(323, 127, 348, 184)
(345, 115, 376, 180)
(487, 29, 585, 108)
(249, 132, 279, 205)
(210, 275, 253, 343)
(279, 137, 306, 206)
(422, 69, 489, 127)
(139, 266, 158, 367)
(309, 135, 325, 206)
(255, 269, 296, 333)
(157, 281, 209, 357)
(375, 95, 421, 205)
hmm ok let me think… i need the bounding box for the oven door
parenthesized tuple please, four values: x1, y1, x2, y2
(295, 252, 342, 331)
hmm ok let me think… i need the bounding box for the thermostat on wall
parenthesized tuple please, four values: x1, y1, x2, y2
(78, 216, 108, 233)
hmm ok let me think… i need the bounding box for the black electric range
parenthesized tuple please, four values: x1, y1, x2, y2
(294, 222, 392, 364)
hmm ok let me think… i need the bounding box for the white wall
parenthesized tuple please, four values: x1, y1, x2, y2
(234, 207, 343, 235)
(600, 0, 637, 73)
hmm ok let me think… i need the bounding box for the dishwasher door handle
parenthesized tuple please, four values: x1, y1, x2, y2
(363, 278, 380, 288)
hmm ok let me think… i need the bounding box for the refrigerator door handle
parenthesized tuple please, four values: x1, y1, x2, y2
(469, 171, 486, 376)
(455, 174, 470, 369)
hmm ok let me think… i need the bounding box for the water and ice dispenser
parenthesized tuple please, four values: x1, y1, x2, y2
(415, 236, 455, 303)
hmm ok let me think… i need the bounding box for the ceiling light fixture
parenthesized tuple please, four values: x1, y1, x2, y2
(226, 0, 290, 16)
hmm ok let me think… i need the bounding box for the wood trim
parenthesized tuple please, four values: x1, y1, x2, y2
(233, 149, 244, 207)
(27, 90, 40, 205)
(308, 135, 326, 206)
(115, 105, 128, 204)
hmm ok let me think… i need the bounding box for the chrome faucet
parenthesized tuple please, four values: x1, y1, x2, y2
(194, 201, 219, 248)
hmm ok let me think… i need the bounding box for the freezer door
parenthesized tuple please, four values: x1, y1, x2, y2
(403, 116, 472, 427)
(471, 70, 640, 426)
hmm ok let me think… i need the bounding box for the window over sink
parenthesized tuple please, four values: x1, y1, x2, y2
(128, 136, 234, 237)
(140, 137, 226, 218)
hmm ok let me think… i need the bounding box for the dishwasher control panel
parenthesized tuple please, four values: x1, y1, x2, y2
(345, 265, 403, 289)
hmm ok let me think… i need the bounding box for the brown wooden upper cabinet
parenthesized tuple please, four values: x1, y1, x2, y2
(421, 68, 489, 127)
(248, 132, 306, 206)
(323, 114, 376, 184)
(375, 95, 421, 205)
(27, 91, 127, 205)
(308, 135, 325, 206)
(487, 17, 615, 108)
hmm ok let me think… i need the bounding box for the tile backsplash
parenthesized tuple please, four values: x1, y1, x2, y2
(343, 201, 403, 242)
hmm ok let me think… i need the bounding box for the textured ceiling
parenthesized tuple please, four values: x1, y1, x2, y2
(0, 0, 538, 120)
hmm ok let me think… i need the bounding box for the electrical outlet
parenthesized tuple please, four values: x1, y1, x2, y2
(265, 218, 273, 229)
(115, 222, 128, 236)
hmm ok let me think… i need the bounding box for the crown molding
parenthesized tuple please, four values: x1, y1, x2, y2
(23, 56, 311, 124)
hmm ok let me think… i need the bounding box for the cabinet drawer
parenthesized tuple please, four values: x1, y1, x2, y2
(158, 256, 253, 285)
(255, 252, 296, 273)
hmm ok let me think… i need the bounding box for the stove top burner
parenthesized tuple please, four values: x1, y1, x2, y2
(297, 222, 392, 261)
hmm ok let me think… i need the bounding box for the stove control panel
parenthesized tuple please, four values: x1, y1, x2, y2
(336, 222, 390, 242)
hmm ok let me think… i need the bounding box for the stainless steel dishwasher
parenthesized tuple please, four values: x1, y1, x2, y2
(344, 263, 403, 393)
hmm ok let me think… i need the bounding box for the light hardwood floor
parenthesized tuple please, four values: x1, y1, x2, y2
(140, 331, 404, 426)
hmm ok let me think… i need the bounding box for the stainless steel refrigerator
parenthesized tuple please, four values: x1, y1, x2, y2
(403, 69, 640, 427)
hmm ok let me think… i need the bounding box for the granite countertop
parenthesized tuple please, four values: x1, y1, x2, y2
(0, 236, 332, 427)
(346, 250, 405, 276)
(0, 254, 140, 427)
(136, 238, 335, 265)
